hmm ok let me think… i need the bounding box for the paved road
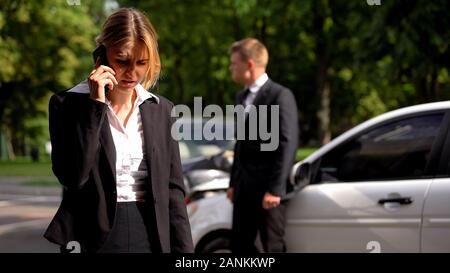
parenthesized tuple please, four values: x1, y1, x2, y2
(0, 177, 61, 253)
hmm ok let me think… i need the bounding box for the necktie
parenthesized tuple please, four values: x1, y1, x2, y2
(244, 89, 257, 107)
(242, 88, 250, 106)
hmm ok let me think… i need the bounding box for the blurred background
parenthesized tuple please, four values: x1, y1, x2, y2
(0, 0, 449, 252)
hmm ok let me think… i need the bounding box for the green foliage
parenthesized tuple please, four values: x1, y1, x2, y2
(296, 147, 318, 161)
(0, 0, 107, 157)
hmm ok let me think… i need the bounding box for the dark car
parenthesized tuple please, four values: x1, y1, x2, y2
(176, 118, 235, 200)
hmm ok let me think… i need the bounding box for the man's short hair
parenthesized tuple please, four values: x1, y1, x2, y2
(229, 38, 269, 68)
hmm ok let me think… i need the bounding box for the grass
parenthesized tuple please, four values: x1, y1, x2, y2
(296, 147, 318, 161)
(0, 157, 58, 187)
(0, 160, 53, 176)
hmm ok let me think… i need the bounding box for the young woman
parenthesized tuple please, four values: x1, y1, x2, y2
(44, 8, 193, 253)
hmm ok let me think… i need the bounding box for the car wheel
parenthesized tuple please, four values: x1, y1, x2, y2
(199, 236, 232, 253)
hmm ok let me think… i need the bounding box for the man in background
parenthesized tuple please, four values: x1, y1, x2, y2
(227, 38, 299, 253)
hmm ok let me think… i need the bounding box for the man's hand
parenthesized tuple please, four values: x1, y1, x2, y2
(262, 192, 281, 210)
(226, 188, 234, 202)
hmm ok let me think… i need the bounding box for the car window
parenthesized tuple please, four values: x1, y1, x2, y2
(315, 113, 445, 183)
(179, 138, 233, 160)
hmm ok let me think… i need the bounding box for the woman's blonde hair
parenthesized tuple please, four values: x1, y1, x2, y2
(96, 8, 160, 90)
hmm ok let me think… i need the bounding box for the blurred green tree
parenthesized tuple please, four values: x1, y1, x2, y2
(0, 0, 106, 158)
(362, 0, 450, 103)
(1, 0, 449, 157)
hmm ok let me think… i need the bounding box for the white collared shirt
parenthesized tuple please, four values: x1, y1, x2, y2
(244, 73, 269, 110)
(67, 81, 159, 202)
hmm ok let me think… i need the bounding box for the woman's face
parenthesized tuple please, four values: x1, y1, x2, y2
(107, 41, 149, 91)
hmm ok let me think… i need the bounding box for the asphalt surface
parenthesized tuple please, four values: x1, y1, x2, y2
(0, 177, 61, 253)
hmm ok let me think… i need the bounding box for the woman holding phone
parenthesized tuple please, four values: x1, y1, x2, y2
(44, 7, 193, 253)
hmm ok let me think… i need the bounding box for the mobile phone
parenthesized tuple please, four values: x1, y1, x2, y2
(93, 45, 109, 66)
(92, 45, 111, 94)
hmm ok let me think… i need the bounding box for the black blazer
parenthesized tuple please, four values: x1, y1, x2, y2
(44, 91, 193, 253)
(230, 79, 299, 201)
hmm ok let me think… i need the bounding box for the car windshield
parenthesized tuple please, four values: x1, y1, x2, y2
(176, 118, 235, 160)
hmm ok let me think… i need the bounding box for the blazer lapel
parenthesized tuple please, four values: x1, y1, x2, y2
(252, 79, 271, 107)
(139, 99, 157, 195)
(242, 79, 271, 124)
(237, 89, 247, 105)
(99, 113, 117, 179)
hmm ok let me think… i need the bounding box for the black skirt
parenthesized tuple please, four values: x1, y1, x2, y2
(97, 201, 159, 253)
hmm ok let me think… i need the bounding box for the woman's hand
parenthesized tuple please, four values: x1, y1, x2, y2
(88, 58, 118, 103)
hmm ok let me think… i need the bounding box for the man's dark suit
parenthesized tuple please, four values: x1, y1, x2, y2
(230, 78, 298, 253)
(44, 91, 193, 253)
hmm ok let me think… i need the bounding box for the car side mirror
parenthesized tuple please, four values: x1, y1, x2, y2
(183, 176, 190, 195)
(290, 161, 311, 190)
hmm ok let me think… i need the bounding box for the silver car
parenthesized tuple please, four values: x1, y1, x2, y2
(188, 101, 450, 253)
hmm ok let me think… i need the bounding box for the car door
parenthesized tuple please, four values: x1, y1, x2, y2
(421, 122, 450, 252)
(285, 111, 448, 252)
(421, 178, 450, 252)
